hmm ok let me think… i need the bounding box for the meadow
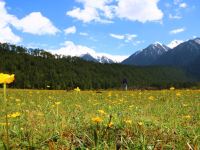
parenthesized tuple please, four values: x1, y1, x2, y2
(0, 89, 199, 149)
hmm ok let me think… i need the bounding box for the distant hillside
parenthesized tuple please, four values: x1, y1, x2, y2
(122, 43, 170, 65)
(80, 54, 99, 63)
(0, 43, 194, 89)
(154, 38, 200, 66)
(121, 38, 200, 80)
(80, 53, 114, 63)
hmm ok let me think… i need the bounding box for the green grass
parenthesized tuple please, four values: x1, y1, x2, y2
(0, 89, 200, 149)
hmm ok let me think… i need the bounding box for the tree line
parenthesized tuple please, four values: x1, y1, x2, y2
(0, 43, 197, 90)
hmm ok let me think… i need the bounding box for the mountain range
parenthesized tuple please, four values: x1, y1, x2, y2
(78, 37, 200, 79)
(153, 38, 200, 66)
(1, 39, 200, 89)
(122, 42, 170, 65)
(120, 37, 200, 79)
(80, 53, 114, 63)
(79, 38, 200, 68)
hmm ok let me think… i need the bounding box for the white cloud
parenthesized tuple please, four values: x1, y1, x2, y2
(0, 1, 21, 44)
(0, 2, 17, 28)
(52, 41, 96, 57)
(133, 40, 144, 46)
(64, 26, 76, 35)
(110, 33, 137, 42)
(67, 7, 99, 23)
(167, 40, 183, 48)
(80, 32, 89, 36)
(0, 1, 59, 42)
(110, 33, 125, 40)
(173, 0, 181, 5)
(76, 0, 115, 18)
(169, 1, 187, 20)
(116, 0, 163, 23)
(67, 0, 163, 23)
(50, 41, 128, 62)
(66, 0, 114, 23)
(125, 34, 137, 42)
(170, 28, 185, 34)
(0, 26, 22, 44)
(179, 3, 187, 8)
(13, 12, 59, 35)
(169, 14, 182, 19)
(193, 36, 197, 39)
(99, 53, 128, 62)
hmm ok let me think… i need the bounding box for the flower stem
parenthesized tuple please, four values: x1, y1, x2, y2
(4, 83, 9, 148)
(56, 105, 59, 131)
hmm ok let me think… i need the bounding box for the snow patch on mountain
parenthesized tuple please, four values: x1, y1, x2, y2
(194, 38, 200, 45)
(167, 40, 184, 48)
(49, 41, 128, 63)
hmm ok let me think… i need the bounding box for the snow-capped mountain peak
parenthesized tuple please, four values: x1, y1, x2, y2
(152, 42, 170, 52)
(143, 43, 170, 56)
(167, 40, 184, 49)
(194, 38, 200, 45)
(122, 43, 170, 65)
(80, 53, 117, 63)
(96, 55, 114, 63)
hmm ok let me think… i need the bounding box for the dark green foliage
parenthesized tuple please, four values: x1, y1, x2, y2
(0, 43, 195, 89)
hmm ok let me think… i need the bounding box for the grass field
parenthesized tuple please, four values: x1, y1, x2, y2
(0, 89, 199, 149)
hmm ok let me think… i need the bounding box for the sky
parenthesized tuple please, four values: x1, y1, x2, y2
(0, 0, 200, 62)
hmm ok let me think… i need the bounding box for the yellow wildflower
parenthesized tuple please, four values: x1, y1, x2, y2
(176, 92, 181, 96)
(170, 87, 175, 90)
(138, 122, 143, 126)
(8, 112, 21, 118)
(37, 112, 44, 116)
(148, 96, 155, 101)
(124, 119, 132, 124)
(98, 110, 106, 115)
(55, 101, 61, 105)
(93, 103, 99, 106)
(0, 73, 15, 84)
(182, 104, 188, 107)
(129, 105, 134, 108)
(108, 122, 113, 127)
(108, 92, 112, 97)
(74, 87, 81, 92)
(183, 115, 191, 119)
(75, 104, 81, 108)
(15, 99, 21, 102)
(0, 123, 10, 126)
(92, 117, 103, 123)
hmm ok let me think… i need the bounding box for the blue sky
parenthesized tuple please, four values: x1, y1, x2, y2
(0, 0, 199, 61)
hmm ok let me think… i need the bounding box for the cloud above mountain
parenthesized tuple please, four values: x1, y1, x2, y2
(50, 41, 128, 62)
(0, 1, 21, 43)
(67, 0, 163, 23)
(13, 12, 60, 35)
(0, 1, 59, 44)
(64, 26, 77, 35)
(170, 27, 185, 34)
(167, 40, 184, 48)
(110, 33, 137, 43)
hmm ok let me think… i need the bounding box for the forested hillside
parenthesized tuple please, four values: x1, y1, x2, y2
(0, 43, 195, 89)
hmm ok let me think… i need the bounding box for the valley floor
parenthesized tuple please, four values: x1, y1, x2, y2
(0, 89, 199, 149)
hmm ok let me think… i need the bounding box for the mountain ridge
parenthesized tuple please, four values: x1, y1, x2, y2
(0, 42, 193, 90)
(80, 53, 115, 63)
(122, 43, 171, 65)
(122, 37, 200, 66)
